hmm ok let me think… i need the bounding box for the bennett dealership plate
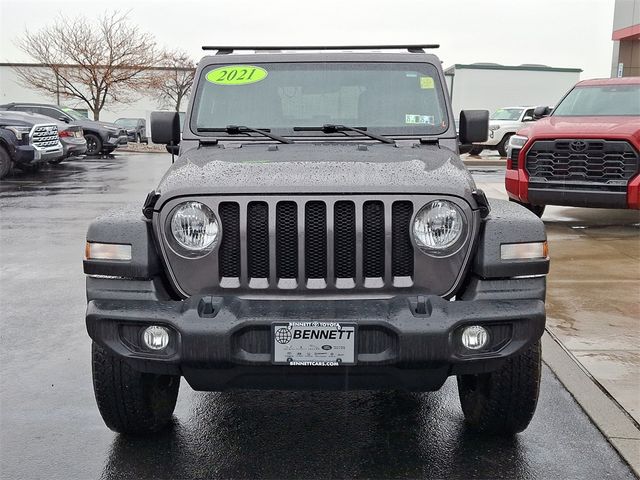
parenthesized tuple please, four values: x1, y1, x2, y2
(272, 322, 356, 366)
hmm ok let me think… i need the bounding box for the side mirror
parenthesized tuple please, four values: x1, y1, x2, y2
(459, 110, 489, 144)
(151, 111, 181, 145)
(522, 115, 534, 122)
(59, 116, 70, 123)
(533, 106, 551, 119)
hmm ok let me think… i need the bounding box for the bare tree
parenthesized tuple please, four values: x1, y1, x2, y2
(151, 50, 196, 112)
(14, 11, 156, 120)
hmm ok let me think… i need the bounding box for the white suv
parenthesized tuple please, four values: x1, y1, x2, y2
(470, 106, 537, 157)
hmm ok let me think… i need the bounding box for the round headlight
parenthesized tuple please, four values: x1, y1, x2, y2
(413, 200, 466, 255)
(170, 201, 219, 253)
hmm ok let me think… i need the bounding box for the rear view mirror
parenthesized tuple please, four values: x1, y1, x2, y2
(151, 111, 181, 145)
(533, 106, 551, 119)
(459, 110, 489, 144)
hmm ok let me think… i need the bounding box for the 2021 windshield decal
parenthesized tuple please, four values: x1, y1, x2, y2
(206, 65, 268, 85)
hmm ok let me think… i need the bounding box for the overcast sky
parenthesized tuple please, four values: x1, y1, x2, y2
(0, 0, 616, 79)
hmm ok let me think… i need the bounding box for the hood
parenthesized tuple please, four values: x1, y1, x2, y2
(0, 111, 58, 127)
(490, 119, 521, 127)
(518, 116, 640, 142)
(156, 142, 477, 205)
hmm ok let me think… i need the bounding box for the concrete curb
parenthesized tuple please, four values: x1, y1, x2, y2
(542, 330, 640, 477)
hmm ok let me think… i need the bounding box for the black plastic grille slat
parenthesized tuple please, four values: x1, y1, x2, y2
(526, 139, 639, 183)
(276, 202, 298, 279)
(219, 198, 417, 288)
(392, 201, 414, 277)
(305, 201, 327, 279)
(334, 201, 356, 278)
(362, 201, 385, 277)
(247, 202, 269, 278)
(218, 202, 240, 278)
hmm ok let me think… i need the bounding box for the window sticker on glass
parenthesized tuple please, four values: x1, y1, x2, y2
(420, 77, 435, 89)
(405, 114, 434, 125)
(206, 65, 268, 85)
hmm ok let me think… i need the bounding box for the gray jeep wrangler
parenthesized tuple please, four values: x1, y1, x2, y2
(84, 45, 548, 436)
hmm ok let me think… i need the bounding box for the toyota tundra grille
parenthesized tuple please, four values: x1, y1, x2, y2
(31, 124, 60, 149)
(525, 139, 639, 183)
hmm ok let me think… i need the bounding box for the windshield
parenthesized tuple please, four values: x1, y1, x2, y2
(61, 107, 86, 121)
(115, 118, 138, 127)
(553, 85, 640, 116)
(192, 62, 449, 136)
(490, 108, 523, 121)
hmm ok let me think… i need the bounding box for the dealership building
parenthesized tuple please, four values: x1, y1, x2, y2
(611, 0, 640, 77)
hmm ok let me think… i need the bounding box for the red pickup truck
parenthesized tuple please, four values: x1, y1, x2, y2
(505, 77, 640, 216)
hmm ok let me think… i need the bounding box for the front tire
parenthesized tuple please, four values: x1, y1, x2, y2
(469, 146, 483, 156)
(457, 340, 541, 435)
(91, 342, 180, 435)
(85, 134, 102, 156)
(497, 133, 513, 157)
(0, 146, 11, 179)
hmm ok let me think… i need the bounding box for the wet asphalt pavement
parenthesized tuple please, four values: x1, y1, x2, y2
(0, 154, 636, 479)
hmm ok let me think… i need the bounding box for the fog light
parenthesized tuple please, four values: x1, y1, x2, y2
(143, 325, 170, 350)
(461, 325, 489, 350)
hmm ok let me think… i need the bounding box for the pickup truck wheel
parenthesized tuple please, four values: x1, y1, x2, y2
(457, 340, 541, 435)
(497, 133, 513, 157)
(0, 146, 11, 179)
(91, 341, 179, 435)
(469, 146, 483, 155)
(85, 134, 102, 156)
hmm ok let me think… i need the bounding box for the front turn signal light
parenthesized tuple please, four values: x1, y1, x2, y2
(85, 242, 132, 261)
(500, 241, 548, 261)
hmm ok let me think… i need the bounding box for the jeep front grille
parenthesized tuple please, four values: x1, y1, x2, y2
(31, 125, 59, 148)
(525, 139, 639, 183)
(217, 198, 414, 289)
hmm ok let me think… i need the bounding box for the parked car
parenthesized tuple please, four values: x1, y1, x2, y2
(0, 111, 63, 178)
(84, 45, 549, 436)
(0, 103, 128, 156)
(471, 106, 538, 156)
(50, 120, 87, 163)
(115, 117, 147, 143)
(506, 76, 640, 216)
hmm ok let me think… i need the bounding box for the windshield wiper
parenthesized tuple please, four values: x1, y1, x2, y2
(197, 125, 293, 144)
(293, 124, 395, 144)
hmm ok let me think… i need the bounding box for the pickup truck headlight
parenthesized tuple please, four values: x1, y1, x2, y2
(413, 200, 466, 256)
(4, 125, 31, 142)
(169, 201, 219, 253)
(509, 135, 528, 149)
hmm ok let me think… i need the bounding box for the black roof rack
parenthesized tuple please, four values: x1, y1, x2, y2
(202, 45, 439, 55)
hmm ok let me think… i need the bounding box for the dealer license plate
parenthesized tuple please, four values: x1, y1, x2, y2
(272, 321, 356, 366)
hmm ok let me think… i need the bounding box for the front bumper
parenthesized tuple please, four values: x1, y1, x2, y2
(105, 134, 128, 149)
(506, 170, 640, 209)
(86, 287, 545, 392)
(14, 144, 63, 164)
